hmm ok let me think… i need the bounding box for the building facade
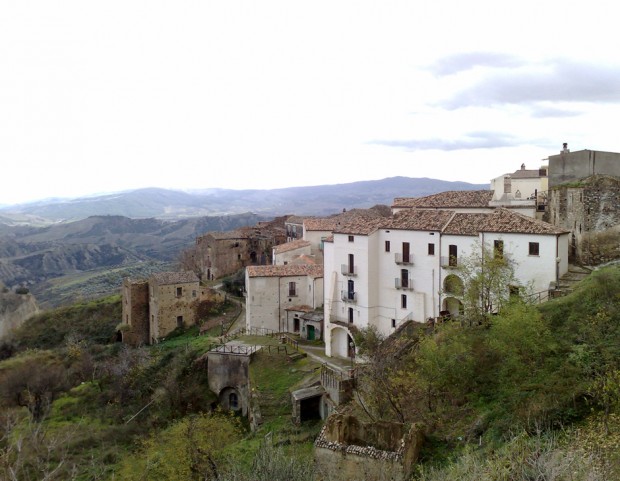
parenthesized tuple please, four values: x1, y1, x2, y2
(245, 264, 324, 334)
(323, 209, 569, 359)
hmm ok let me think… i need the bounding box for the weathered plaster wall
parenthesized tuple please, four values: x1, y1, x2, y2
(206, 351, 252, 416)
(548, 149, 620, 188)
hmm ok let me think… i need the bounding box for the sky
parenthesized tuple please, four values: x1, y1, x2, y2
(1, 1, 620, 205)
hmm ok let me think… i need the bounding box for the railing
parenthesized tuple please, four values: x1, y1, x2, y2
(524, 289, 551, 304)
(208, 343, 298, 355)
(208, 344, 259, 355)
(340, 264, 357, 276)
(340, 290, 358, 302)
(441, 256, 459, 268)
(394, 278, 413, 290)
(394, 253, 413, 265)
(321, 363, 355, 384)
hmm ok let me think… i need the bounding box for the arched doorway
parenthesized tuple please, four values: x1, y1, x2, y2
(442, 297, 464, 317)
(330, 326, 354, 360)
(219, 387, 242, 412)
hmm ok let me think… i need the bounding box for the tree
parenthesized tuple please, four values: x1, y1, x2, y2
(0, 358, 69, 421)
(457, 240, 521, 324)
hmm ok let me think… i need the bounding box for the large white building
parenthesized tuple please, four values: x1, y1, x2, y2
(323, 208, 569, 359)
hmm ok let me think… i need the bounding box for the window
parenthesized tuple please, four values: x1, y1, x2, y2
(176, 287, 182, 297)
(347, 279, 355, 300)
(348, 307, 354, 323)
(494, 240, 504, 259)
(529, 242, 540, 256)
(428, 243, 435, 255)
(401, 269, 409, 289)
(177, 316, 183, 327)
(288, 281, 297, 296)
(401, 294, 407, 309)
(348, 253, 355, 274)
(192, 290, 197, 297)
(402, 242, 410, 263)
(449, 244, 458, 267)
(391, 318, 396, 328)
(348, 235, 354, 242)
(385, 240, 391, 252)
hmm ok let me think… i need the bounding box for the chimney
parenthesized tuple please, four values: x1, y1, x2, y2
(562, 143, 569, 153)
(521, 163, 526, 170)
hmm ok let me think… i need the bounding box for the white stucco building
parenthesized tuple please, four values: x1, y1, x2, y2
(489, 164, 548, 217)
(245, 264, 324, 335)
(323, 208, 569, 359)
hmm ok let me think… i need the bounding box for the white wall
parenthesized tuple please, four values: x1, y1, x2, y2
(246, 272, 323, 333)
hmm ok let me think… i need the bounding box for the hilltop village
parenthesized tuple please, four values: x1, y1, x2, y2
(118, 145, 620, 478)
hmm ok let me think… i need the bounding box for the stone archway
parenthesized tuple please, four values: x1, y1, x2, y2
(443, 274, 464, 296)
(442, 297, 464, 317)
(219, 386, 242, 412)
(330, 326, 354, 360)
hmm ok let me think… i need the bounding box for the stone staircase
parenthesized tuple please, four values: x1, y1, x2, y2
(556, 264, 593, 293)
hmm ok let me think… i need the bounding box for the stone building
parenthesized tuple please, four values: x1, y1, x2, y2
(194, 217, 287, 280)
(148, 272, 201, 343)
(121, 271, 215, 345)
(120, 278, 150, 346)
(544, 144, 620, 264)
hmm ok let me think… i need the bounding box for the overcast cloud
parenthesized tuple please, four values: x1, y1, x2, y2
(1, 1, 619, 205)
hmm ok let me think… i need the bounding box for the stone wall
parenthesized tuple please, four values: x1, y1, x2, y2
(546, 175, 620, 264)
(314, 413, 425, 481)
(121, 279, 149, 346)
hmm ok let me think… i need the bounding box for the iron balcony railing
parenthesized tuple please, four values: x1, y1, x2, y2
(341, 290, 358, 303)
(441, 256, 459, 268)
(341, 264, 357, 276)
(394, 278, 414, 290)
(394, 253, 414, 265)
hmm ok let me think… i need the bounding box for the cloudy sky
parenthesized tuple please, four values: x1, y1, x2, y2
(1, 1, 619, 205)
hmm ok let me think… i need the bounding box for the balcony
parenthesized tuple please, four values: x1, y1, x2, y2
(341, 290, 358, 303)
(395, 278, 414, 290)
(441, 256, 459, 268)
(394, 253, 413, 265)
(341, 264, 357, 276)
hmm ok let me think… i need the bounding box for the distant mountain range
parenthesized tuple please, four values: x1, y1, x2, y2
(0, 177, 488, 224)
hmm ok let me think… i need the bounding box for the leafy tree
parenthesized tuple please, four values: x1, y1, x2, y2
(458, 241, 521, 324)
(116, 412, 241, 481)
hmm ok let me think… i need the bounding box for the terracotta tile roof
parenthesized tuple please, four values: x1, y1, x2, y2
(388, 209, 455, 231)
(303, 217, 339, 231)
(273, 239, 311, 254)
(443, 209, 569, 235)
(290, 254, 318, 265)
(247, 264, 324, 278)
(304, 208, 389, 232)
(392, 190, 493, 209)
(151, 271, 199, 285)
(332, 217, 386, 235)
